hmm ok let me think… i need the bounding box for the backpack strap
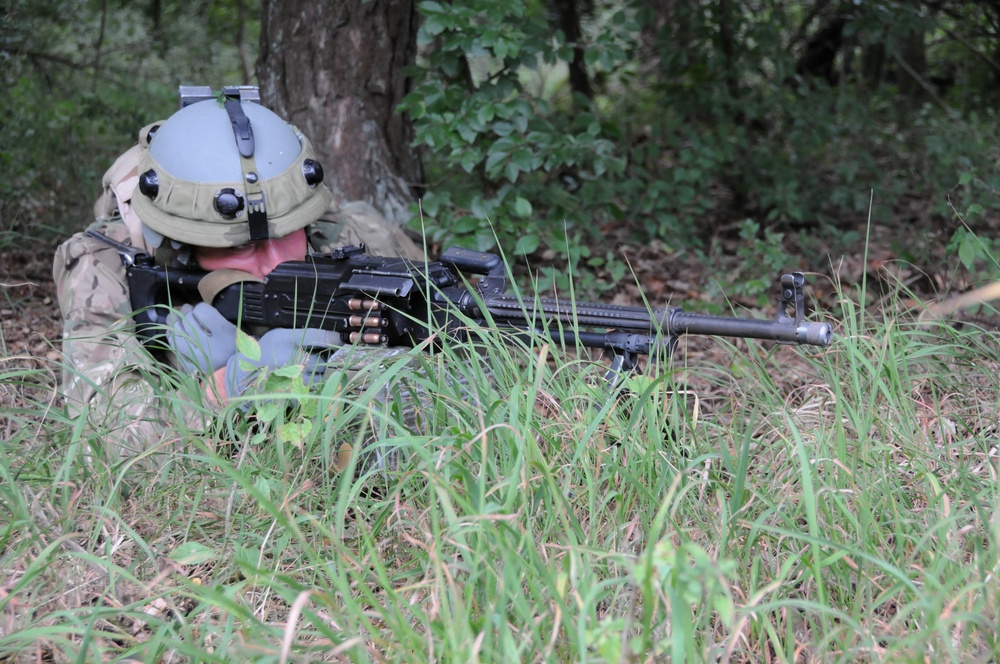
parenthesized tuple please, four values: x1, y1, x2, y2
(93, 121, 166, 253)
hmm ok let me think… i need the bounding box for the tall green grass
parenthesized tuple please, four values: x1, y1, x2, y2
(2, 278, 999, 662)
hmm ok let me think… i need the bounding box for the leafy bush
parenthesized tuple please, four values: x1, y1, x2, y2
(404, 0, 1000, 291)
(917, 108, 1000, 220)
(402, 0, 633, 256)
(0, 1, 255, 236)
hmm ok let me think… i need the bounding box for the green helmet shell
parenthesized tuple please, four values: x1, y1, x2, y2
(131, 100, 333, 248)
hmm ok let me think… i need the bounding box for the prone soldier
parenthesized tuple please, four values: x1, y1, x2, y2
(54, 89, 423, 472)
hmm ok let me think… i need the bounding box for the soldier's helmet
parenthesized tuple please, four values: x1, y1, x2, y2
(131, 99, 333, 248)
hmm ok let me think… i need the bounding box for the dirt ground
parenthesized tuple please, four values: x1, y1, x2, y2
(1, 243, 63, 375)
(0, 242, 64, 428)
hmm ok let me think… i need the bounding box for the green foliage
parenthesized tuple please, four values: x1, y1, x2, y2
(4, 0, 999, 290)
(0, 0, 258, 235)
(403, 0, 1000, 293)
(733, 219, 788, 303)
(946, 215, 1000, 283)
(628, 125, 731, 240)
(531, 240, 629, 297)
(692, 218, 792, 309)
(918, 109, 1000, 220)
(402, 0, 633, 255)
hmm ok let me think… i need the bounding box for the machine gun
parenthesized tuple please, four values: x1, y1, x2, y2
(90, 232, 832, 376)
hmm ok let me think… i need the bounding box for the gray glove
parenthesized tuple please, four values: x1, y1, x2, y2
(224, 328, 342, 398)
(165, 302, 239, 375)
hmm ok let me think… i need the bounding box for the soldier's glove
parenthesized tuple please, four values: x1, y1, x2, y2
(225, 328, 343, 398)
(165, 302, 239, 375)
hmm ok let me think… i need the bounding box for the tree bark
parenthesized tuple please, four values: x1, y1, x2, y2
(897, 27, 929, 102)
(235, 0, 253, 84)
(257, 0, 423, 225)
(637, 0, 679, 85)
(717, 0, 740, 98)
(861, 42, 885, 92)
(795, 15, 847, 85)
(548, 0, 592, 100)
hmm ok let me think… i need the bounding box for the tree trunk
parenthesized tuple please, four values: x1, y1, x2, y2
(637, 0, 680, 85)
(897, 28, 928, 102)
(235, 0, 253, 84)
(717, 0, 740, 99)
(548, 0, 592, 100)
(795, 16, 847, 85)
(861, 42, 885, 93)
(257, 0, 423, 225)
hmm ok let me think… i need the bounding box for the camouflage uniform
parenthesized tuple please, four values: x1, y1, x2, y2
(54, 204, 424, 471)
(55, 96, 426, 472)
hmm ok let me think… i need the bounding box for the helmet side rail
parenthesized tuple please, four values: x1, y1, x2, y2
(87, 230, 834, 367)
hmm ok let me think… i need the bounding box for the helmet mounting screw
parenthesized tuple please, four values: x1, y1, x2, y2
(138, 170, 159, 198)
(302, 159, 324, 187)
(214, 188, 246, 219)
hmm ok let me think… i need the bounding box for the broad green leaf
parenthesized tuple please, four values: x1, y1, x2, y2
(421, 16, 446, 38)
(513, 197, 532, 217)
(514, 233, 539, 255)
(453, 215, 482, 233)
(236, 329, 260, 362)
(254, 476, 274, 501)
(504, 161, 520, 182)
(959, 236, 977, 270)
(233, 545, 262, 571)
(459, 150, 480, 173)
(273, 364, 303, 378)
(278, 420, 312, 449)
(485, 149, 509, 177)
(511, 147, 534, 171)
(457, 122, 478, 143)
(492, 121, 514, 137)
(169, 541, 217, 566)
(256, 399, 284, 423)
(476, 104, 495, 125)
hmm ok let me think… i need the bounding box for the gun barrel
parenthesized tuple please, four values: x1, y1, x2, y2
(481, 294, 662, 330)
(668, 311, 832, 347)
(478, 294, 831, 348)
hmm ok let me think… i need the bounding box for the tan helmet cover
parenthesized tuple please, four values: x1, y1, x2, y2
(131, 101, 333, 248)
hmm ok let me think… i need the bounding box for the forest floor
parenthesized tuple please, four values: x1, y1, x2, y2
(1, 242, 63, 414)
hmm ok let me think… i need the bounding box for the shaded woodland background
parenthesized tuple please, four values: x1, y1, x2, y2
(2, 0, 1000, 306)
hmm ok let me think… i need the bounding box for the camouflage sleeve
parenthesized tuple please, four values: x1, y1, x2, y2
(308, 201, 426, 260)
(53, 219, 213, 470)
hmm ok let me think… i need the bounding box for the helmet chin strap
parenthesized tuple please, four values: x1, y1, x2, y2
(224, 98, 269, 242)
